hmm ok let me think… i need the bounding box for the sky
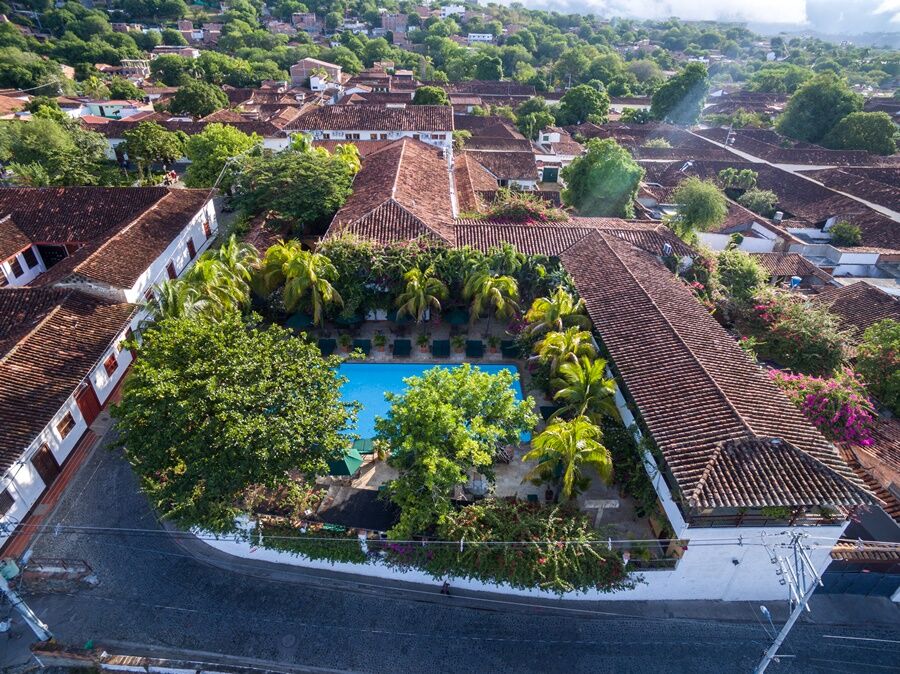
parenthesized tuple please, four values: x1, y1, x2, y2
(501, 0, 900, 34)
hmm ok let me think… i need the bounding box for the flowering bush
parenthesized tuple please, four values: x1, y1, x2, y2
(769, 369, 876, 445)
(746, 291, 850, 376)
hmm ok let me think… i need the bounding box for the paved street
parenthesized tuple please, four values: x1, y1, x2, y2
(3, 440, 900, 673)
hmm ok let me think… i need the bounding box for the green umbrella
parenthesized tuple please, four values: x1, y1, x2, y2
(447, 308, 470, 325)
(334, 313, 363, 326)
(387, 310, 413, 325)
(327, 447, 364, 476)
(285, 312, 313, 330)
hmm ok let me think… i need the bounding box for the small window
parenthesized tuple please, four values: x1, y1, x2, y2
(103, 353, 118, 376)
(0, 489, 14, 516)
(22, 248, 38, 269)
(202, 221, 212, 239)
(57, 412, 76, 439)
(187, 239, 196, 260)
(9, 257, 23, 278)
(322, 132, 330, 139)
(144, 288, 154, 303)
(166, 261, 177, 280)
(379, 133, 388, 140)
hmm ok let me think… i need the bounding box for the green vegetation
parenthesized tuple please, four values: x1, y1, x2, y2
(856, 319, 900, 415)
(257, 241, 343, 324)
(184, 123, 261, 191)
(776, 73, 863, 144)
(823, 111, 898, 156)
(411, 85, 450, 106)
(168, 80, 229, 118)
(121, 121, 186, 179)
(650, 62, 708, 125)
(671, 177, 728, 241)
(561, 138, 644, 218)
(737, 188, 779, 218)
(829, 220, 863, 247)
(715, 249, 767, 304)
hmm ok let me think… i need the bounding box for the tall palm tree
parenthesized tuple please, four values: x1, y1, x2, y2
(282, 250, 343, 325)
(524, 287, 590, 337)
(552, 356, 618, 423)
(533, 327, 597, 376)
(522, 416, 612, 501)
(463, 271, 519, 331)
(146, 279, 209, 321)
(395, 267, 448, 324)
(256, 240, 304, 295)
(183, 258, 248, 317)
(208, 234, 259, 286)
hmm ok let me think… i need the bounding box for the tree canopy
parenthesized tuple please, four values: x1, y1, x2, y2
(671, 177, 728, 238)
(650, 62, 708, 125)
(168, 80, 229, 118)
(554, 83, 610, 126)
(561, 138, 644, 218)
(122, 121, 186, 177)
(184, 123, 261, 191)
(411, 85, 449, 105)
(776, 73, 862, 144)
(823, 111, 897, 156)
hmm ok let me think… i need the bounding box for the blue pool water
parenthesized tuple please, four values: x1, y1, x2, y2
(338, 363, 526, 440)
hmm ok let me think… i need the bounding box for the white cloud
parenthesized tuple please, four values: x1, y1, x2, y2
(505, 0, 809, 24)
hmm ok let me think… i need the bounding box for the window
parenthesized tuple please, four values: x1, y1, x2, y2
(144, 288, 154, 303)
(57, 412, 76, 439)
(187, 239, 196, 260)
(166, 261, 177, 280)
(379, 133, 388, 140)
(103, 353, 118, 376)
(22, 247, 38, 269)
(322, 132, 330, 139)
(202, 220, 212, 239)
(0, 489, 14, 516)
(9, 256, 23, 278)
(347, 133, 361, 140)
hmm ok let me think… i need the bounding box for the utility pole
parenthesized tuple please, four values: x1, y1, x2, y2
(754, 533, 823, 674)
(0, 570, 53, 642)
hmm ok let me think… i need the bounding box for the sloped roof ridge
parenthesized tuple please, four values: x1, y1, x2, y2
(390, 138, 407, 201)
(0, 303, 63, 367)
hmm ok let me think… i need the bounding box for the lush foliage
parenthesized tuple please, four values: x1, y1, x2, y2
(737, 188, 778, 217)
(411, 85, 449, 105)
(378, 365, 537, 538)
(551, 356, 618, 424)
(533, 327, 597, 376)
(482, 189, 567, 224)
(524, 416, 612, 500)
(113, 313, 356, 531)
(829, 220, 863, 247)
(823, 111, 897, 156)
(168, 79, 230, 118)
(855, 319, 900, 415)
(524, 288, 589, 338)
(184, 123, 261, 191)
(257, 241, 343, 324)
(394, 267, 448, 324)
(650, 62, 708, 125)
(776, 73, 863, 144)
(561, 138, 644, 218)
(716, 249, 767, 303)
(671, 177, 728, 240)
(554, 84, 610, 125)
(121, 121, 186, 178)
(769, 369, 875, 445)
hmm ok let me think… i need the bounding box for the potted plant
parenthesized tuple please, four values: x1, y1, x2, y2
(338, 333, 352, 353)
(373, 332, 387, 352)
(487, 335, 500, 354)
(416, 332, 430, 352)
(451, 334, 465, 353)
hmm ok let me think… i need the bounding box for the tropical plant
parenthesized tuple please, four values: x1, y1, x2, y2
(394, 267, 448, 324)
(737, 188, 778, 217)
(256, 240, 303, 294)
(145, 279, 209, 321)
(282, 250, 343, 324)
(829, 220, 862, 247)
(522, 416, 612, 500)
(182, 257, 249, 318)
(715, 249, 767, 303)
(206, 234, 259, 286)
(524, 288, 590, 337)
(463, 271, 519, 330)
(717, 167, 758, 191)
(551, 356, 618, 423)
(533, 327, 597, 376)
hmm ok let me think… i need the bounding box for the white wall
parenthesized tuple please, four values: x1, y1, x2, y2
(1, 246, 47, 286)
(699, 232, 776, 253)
(300, 129, 452, 151)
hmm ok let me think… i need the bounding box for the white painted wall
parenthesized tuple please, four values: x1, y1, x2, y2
(1, 246, 46, 286)
(300, 129, 452, 151)
(699, 232, 776, 253)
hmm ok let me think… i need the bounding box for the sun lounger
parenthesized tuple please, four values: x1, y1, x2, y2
(465, 340, 484, 359)
(392, 339, 412, 357)
(318, 338, 337, 357)
(432, 339, 450, 358)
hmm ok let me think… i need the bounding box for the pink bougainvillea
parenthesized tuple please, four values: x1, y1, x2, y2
(769, 368, 876, 446)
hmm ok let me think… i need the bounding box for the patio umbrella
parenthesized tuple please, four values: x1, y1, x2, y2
(328, 446, 364, 476)
(386, 310, 413, 325)
(447, 308, 469, 326)
(285, 312, 313, 330)
(334, 313, 363, 327)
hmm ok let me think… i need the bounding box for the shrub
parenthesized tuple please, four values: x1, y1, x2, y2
(716, 249, 767, 303)
(829, 220, 862, 247)
(642, 137, 672, 149)
(769, 368, 876, 445)
(855, 319, 900, 415)
(737, 188, 778, 217)
(484, 188, 567, 223)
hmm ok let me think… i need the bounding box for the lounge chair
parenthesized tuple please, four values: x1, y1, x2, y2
(500, 339, 519, 359)
(392, 339, 412, 357)
(432, 339, 450, 358)
(465, 340, 484, 359)
(318, 338, 337, 357)
(352, 339, 372, 356)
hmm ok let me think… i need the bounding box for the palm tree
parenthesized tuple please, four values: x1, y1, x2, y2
(552, 356, 618, 423)
(146, 279, 209, 321)
(282, 250, 343, 325)
(524, 287, 590, 337)
(256, 240, 304, 295)
(463, 271, 519, 332)
(533, 327, 597, 376)
(395, 267, 448, 324)
(208, 234, 259, 286)
(522, 416, 612, 501)
(183, 258, 248, 318)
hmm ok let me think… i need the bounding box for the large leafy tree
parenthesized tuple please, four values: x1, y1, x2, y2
(561, 138, 643, 218)
(378, 365, 537, 537)
(113, 313, 356, 531)
(554, 83, 610, 126)
(234, 144, 359, 233)
(671, 176, 728, 241)
(184, 123, 261, 190)
(776, 73, 862, 144)
(411, 85, 449, 105)
(474, 53, 503, 80)
(823, 111, 897, 156)
(395, 267, 448, 323)
(121, 121, 186, 178)
(168, 79, 229, 118)
(856, 319, 900, 415)
(650, 62, 709, 125)
(523, 416, 612, 501)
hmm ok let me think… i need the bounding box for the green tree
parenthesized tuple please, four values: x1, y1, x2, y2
(169, 80, 229, 118)
(554, 83, 610, 126)
(395, 267, 448, 323)
(715, 249, 767, 303)
(474, 53, 503, 80)
(561, 138, 643, 218)
(184, 123, 261, 190)
(823, 111, 897, 156)
(522, 416, 612, 501)
(534, 327, 597, 377)
(737, 188, 778, 217)
(829, 220, 862, 247)
(463, 271, 519, 330)
(411, 85, 449, 105)
(776, 73, 862, 144)
(81, 75, 110, 99)
(378, 364, 537, 537)
(161, 27, 188, 46)
(121, 121, 186, 178)
(717, 167, 758, 191)
(258, 242, 342, 324)
(181, 257, 250, 318)
(108, 76, 144, 100)
(747, 63, 813, 94)
(856, 319, 900, 415)
(551, 356, 617, 423)
(113, 313, 356, 531)
(145, 279, 209, 320)
(650, 62, 709, 125)
(150, 54, 190, 85)
(234, 144, 359, 233)
(523, 288, 589, 337)
(671, 177, 728, 240)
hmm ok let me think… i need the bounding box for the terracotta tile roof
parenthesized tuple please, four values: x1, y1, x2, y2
(812, 282, 900, 336)
(200, 109, 248, 123)
(286, 105, 453, 132)
(328, 138, 453, 243)
(0, 288, 135, 469)
(559, 231, 872, 511)
(454, 223, 597, 255)
(0, 215, 34, 261)
(751, 253, 834, 283)
(465, 150, 538, 182)
(453, 115, 523, 139)
(442, 81, 535, 97)
(463, 137, 534, 152)
(0, 94, 26, 115)
(453, 153, 498, 212)
(798, 167, 900, 213)
(85, 116, 288, 139)
(311, 139, 396, 157)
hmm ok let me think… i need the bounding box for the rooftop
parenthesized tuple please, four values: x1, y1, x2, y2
(812, 281, 900, 336)
(287, 105, 453, 132)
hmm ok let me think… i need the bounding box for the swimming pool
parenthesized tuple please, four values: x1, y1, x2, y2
(337, 363, 526, 440)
